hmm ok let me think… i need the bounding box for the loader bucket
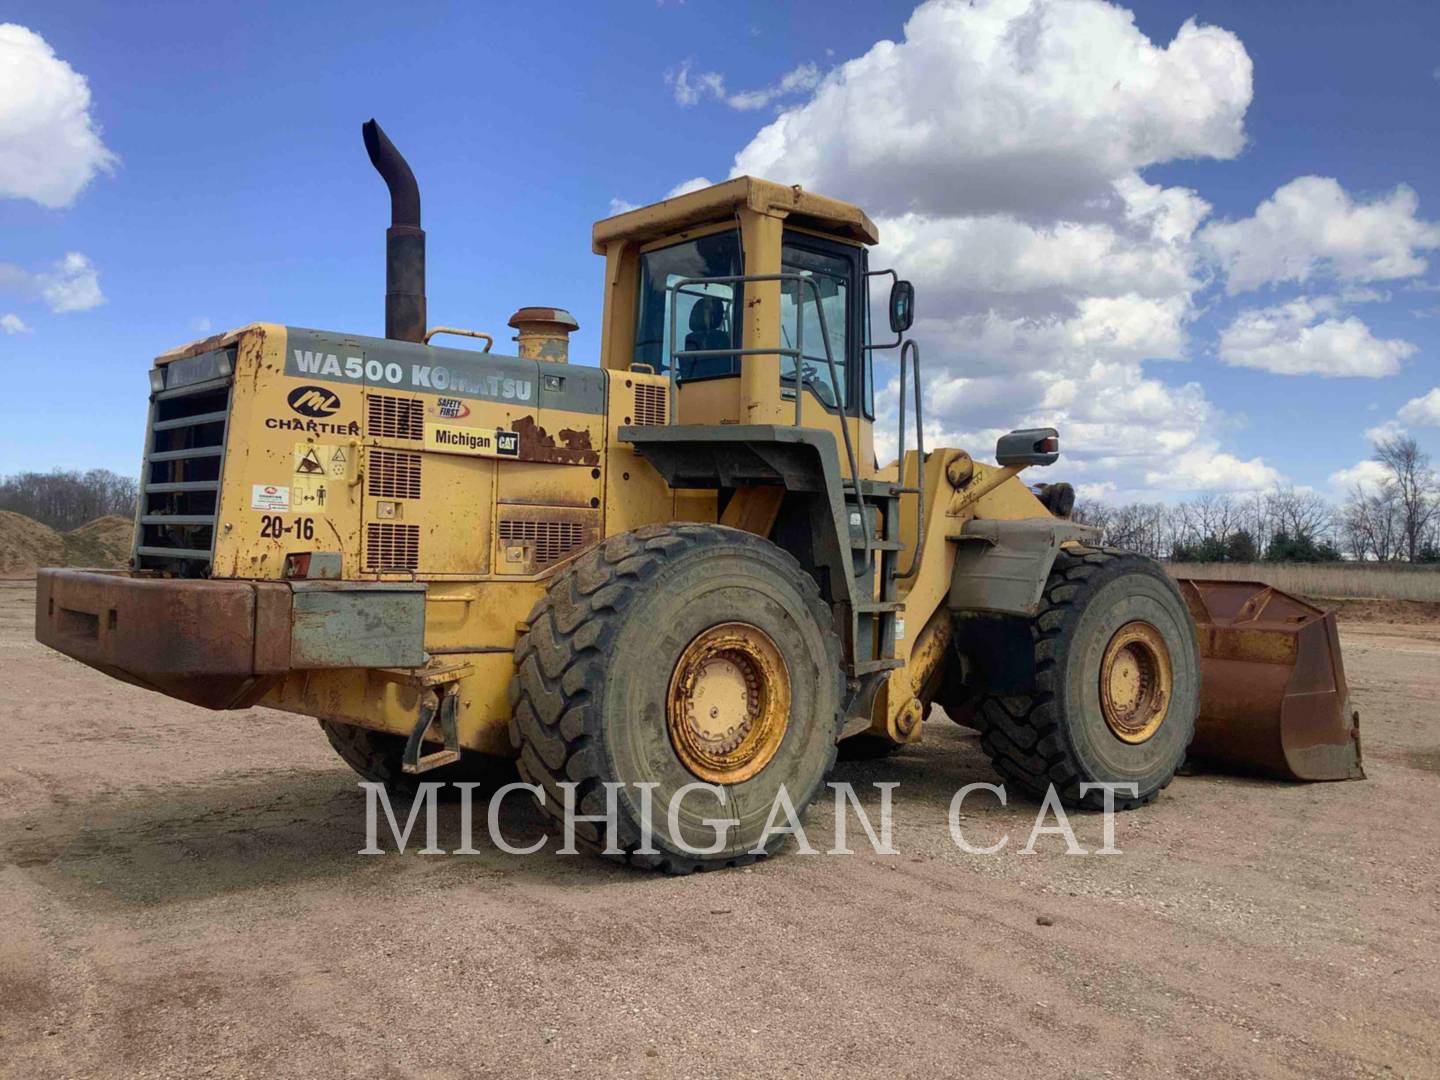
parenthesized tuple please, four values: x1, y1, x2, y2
(1177, 579, 1364, 782)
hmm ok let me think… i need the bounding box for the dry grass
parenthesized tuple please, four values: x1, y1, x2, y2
(1166, 561, 1440, 602)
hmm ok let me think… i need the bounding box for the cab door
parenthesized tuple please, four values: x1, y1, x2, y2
(778, 232, 875, 478)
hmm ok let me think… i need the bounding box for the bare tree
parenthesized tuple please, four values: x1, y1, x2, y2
(1373, 435, 1439, 562)
(0, 469, 138, 532)
(1340, 482, 1401, 561)
(1266, 485, 1333, 543)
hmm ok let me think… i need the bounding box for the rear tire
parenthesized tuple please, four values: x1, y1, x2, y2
(976, 545, 1199, 810)
(319, 720, 516, 799)
(508, 524, 843, 873)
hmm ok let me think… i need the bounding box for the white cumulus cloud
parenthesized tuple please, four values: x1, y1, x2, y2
(1397, 387, 1440, 427)
(38, 252, 104, 312)
(1217, 297, 1415, 377)
(1, 312, 30, 334)
(1328, 458, 1392, 494)
(730, 0, 1251, 219)
(1145, 446, 1282, 493)
(0, 24, 117, 208)
(0, 251, 105, 313)
(665, 176, 714, 199)
(1201, 176, 1440, 294)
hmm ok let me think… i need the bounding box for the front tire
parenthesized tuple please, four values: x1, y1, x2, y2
(976, 545, 1199, 810)
(508, 524, 843, 872)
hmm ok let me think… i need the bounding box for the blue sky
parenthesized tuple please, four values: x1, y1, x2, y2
(2, 0, 1438, 502)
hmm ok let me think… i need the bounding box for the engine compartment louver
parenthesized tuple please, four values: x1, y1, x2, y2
(632, 382, 668, 426)
(366, 523, 420, 571)
(367, 450, 422, 499)
(498, 518, 589, 569)
(368, 394, 424, 440)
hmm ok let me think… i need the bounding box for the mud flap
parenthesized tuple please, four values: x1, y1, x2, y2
(1178, 579, 1364, 782)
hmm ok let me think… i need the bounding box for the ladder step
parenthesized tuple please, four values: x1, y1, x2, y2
(852, 658, 904, 675)
(855, 601, 904, 613)
(135, 545, 212, 560)
(149, 446, 223, 462)
(140, 515, 217, 526)
(145, 480, 219, 493)
(152, 410, 228, 431)
(852, 539, 903, 550)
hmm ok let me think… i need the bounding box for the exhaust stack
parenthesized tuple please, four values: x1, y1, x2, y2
(362, 119, 426, 343)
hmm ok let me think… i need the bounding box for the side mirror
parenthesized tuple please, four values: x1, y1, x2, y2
(996, 428, 1059, 467)
(888, 280, 915, 333)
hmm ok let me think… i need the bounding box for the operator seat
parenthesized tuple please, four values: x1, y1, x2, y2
(681, 295, 737, 381)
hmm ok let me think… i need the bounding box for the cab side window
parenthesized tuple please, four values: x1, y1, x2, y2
(633, 231, 743, 379)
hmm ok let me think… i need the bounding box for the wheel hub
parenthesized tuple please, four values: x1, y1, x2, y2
(667, 622, 790, 783)
(1099, 621, 1172, 744)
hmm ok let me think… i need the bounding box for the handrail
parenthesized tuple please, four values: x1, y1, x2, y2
(897, 338, 926, 579)
(665, 272, 872, 576)
(423, 327, 494, 351)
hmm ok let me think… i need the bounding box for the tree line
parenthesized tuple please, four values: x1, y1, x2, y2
(0, 469, 139, 532)
(1073, 435, 1440, 564)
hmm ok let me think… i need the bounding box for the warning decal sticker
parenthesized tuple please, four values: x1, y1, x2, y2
(291, 442, 342, 514)
(251, 484, 290, 512)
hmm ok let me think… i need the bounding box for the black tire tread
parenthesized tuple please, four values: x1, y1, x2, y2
(976, 543, 1190, 811)
(508, 523, 844, 874)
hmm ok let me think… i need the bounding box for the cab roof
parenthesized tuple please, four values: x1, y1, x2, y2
(591, 176, 880, 254)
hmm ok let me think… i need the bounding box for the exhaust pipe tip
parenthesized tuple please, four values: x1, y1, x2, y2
(363, 119, 426, 342)
(362, 119, 421, 229)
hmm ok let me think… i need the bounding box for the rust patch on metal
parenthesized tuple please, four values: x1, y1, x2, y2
(509, 415, 600, 466)
(34, 568, 278, 709)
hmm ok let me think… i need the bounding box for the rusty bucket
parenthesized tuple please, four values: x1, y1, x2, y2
(1177, 579, 1364, 782)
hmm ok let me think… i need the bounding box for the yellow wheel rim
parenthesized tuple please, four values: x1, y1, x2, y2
(1100, 621, 1172, 744)
(667, 622, 790, 783)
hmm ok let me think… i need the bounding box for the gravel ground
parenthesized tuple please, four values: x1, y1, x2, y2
(1, 580, 1437, 1078)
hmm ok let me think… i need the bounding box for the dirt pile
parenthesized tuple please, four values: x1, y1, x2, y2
(0, 512, 133, 577)
(0, 512, 65, 576)
(61, 515, 134, 569)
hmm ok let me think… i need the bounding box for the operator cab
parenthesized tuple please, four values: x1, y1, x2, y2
(592, 177, 910, 479)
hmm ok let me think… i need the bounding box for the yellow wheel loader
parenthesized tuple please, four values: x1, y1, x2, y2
(35, 122, 1363, 871)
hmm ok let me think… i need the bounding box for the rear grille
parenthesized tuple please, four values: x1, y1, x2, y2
(366, 523, 420, 570)
(632, 382, 668, 426)
(367, 450, 422, 499)
(498, 518, 589, 568)
(368, 394, 424, 440)
(135, 349, 235, 576)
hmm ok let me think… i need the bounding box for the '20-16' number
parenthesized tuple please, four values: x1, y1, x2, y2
(260, 515, 314, 540)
